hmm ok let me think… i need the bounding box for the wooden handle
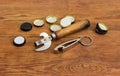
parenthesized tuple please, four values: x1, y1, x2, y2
(55, 19, 90, 39)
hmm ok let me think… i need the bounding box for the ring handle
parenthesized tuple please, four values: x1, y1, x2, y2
(79, 36, 93, 46)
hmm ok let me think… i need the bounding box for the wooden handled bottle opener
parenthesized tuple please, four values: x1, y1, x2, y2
(34, 19, 90, 51)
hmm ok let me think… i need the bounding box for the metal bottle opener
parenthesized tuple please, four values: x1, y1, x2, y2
(54, 36, 93, 53)
(34, 20, 90, 51)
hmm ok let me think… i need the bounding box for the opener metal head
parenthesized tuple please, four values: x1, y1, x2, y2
(35, 32, 52, 51)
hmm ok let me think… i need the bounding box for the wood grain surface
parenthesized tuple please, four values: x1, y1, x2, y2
(0, 0, 120, 76)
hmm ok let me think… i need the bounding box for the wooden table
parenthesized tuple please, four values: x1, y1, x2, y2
(0, 0, 120, 76)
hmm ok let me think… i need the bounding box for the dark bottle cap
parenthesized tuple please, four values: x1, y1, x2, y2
(96, 23, 108, 34)
(20, 22, 32, 31)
